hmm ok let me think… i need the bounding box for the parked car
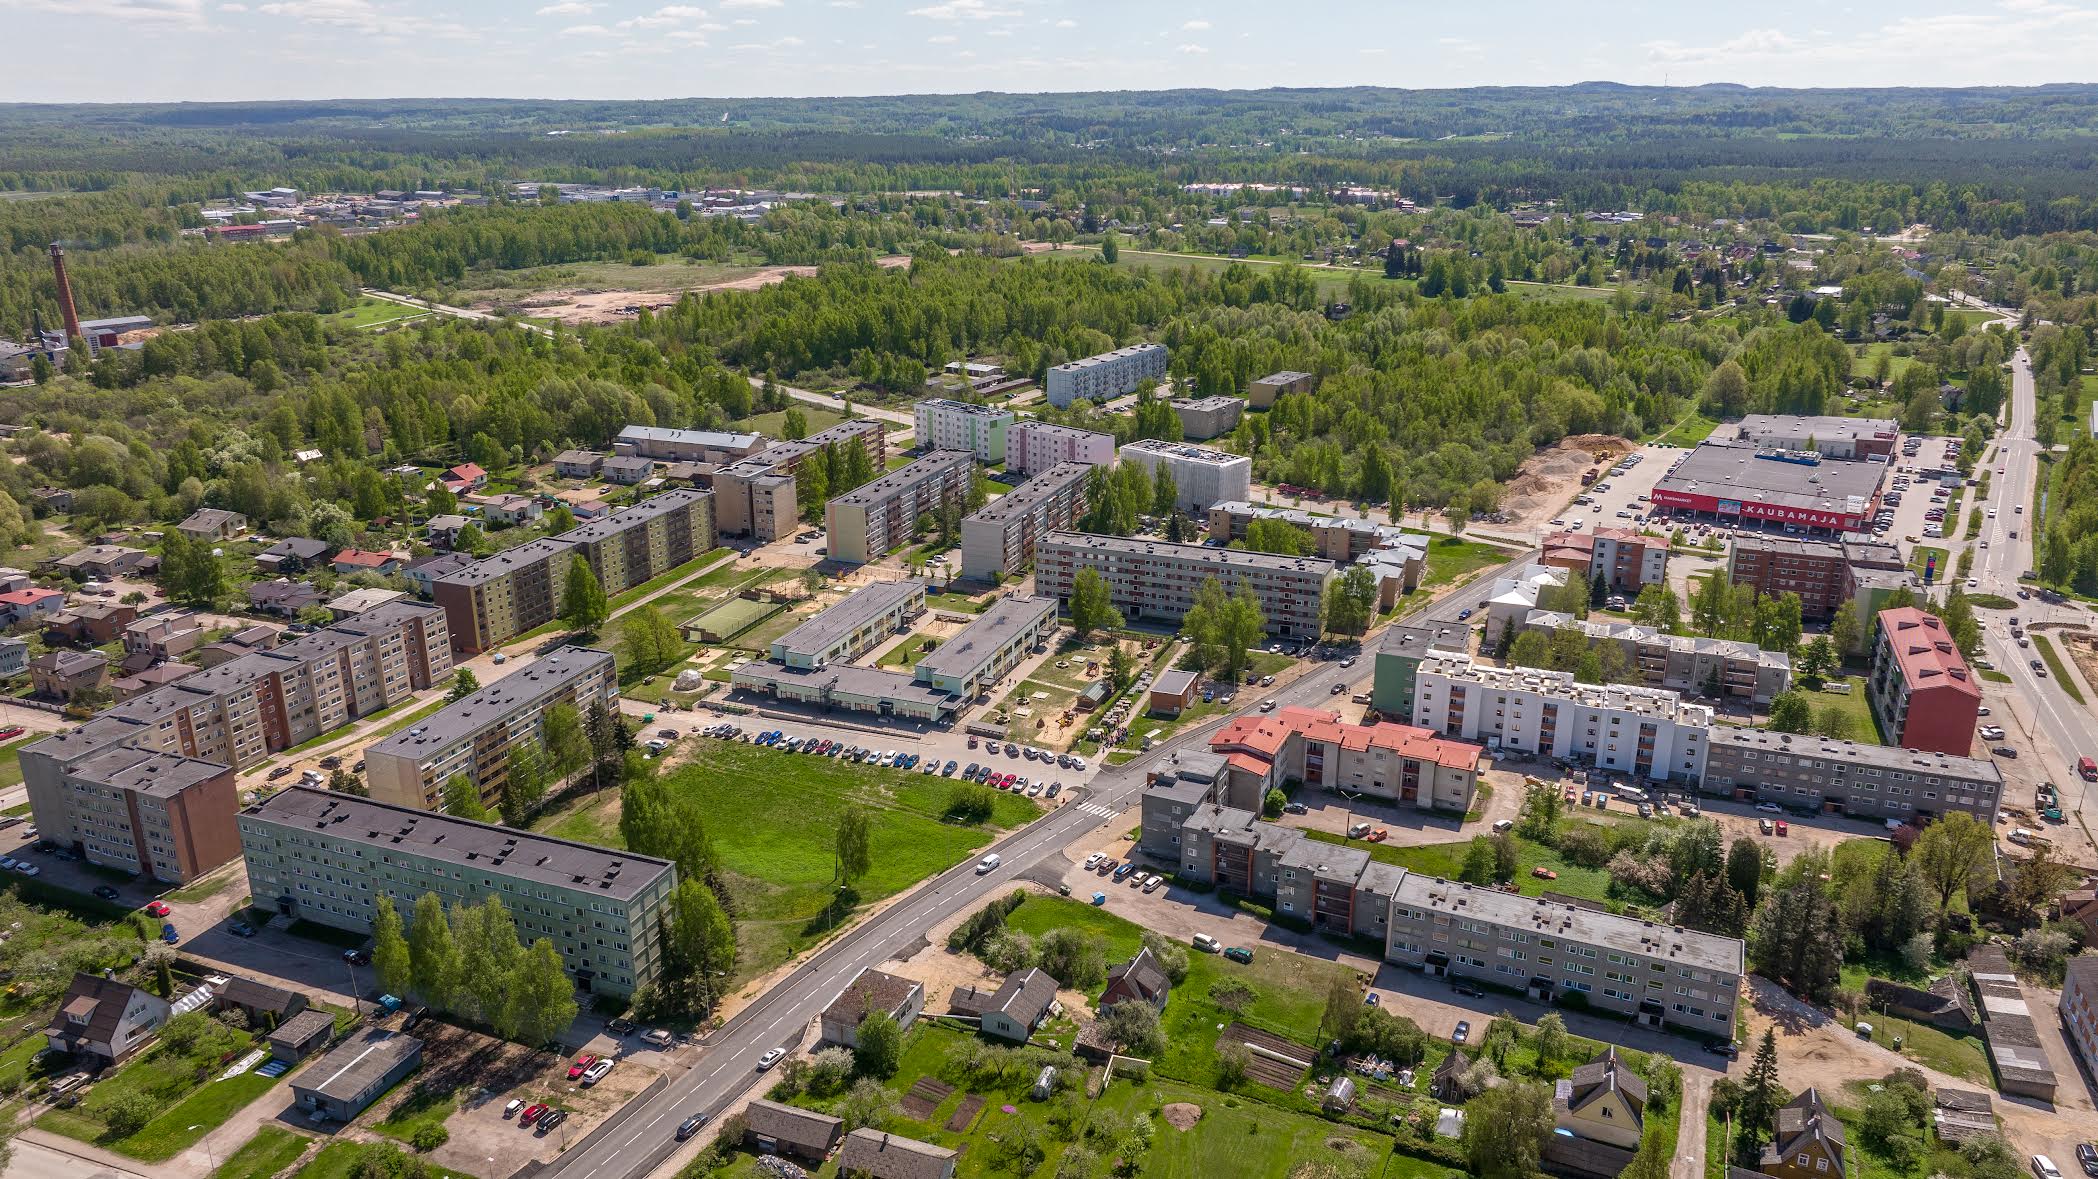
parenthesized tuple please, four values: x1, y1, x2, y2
(1452, 1020, 1471, 1044)
(643, 1028, 674, 1048)
(160, 922, 179, 943)
(2034, 1155, 2064, 1179)
(1705, 1040, 1738, 1059)
(1283, 802, 1308, 815)
(1993, 746, 2018, 759)
(2074, 1143, 2098, 1179)
(91, 885, 120, 901)
(568, 1053, 597, 1080)
(537, 1109, 567, 1132)
(1223, 946, 1254, 964)
(1192, 933, 1221, 954)
(519, 1103, 549, 1127)
(504, 1098, 525, 1119)
(229, 921, 255, 937)
(144, 900, 171, 917)
(581, 1059, 614, 1086)
(677, 1113, 710, 1140)
(756, 1047, 787, 1071)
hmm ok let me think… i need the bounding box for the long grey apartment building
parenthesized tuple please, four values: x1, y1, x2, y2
(239, 787, 675, 997)
(1044, 343, 1167, 408)
(363, 647, 618, 814)
(1033, 531, 1333, 637)
(824, 450, 973, 564)
(960, 461, 1092, 580)
(1699, 727, 2002, 825)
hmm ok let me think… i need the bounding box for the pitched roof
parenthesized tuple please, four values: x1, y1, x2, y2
(1211, 705, 1482, 771)
(1877, 607, 1979, 699)
(1763, 1087, 1846, 1176)
(332, 549, 398, 569)
(45, 972, 156, 1049)
(1433, 1047, 1471, 1082)
(989, 967, 1058, 1024)
(1565, 1046, 1646, 1118)
(836, 1129, 957, 1179)
(743, 1098, 843, 1152)
(1103, 948, 1170, 1005)
(823, 969, 919, 1030)
(219, 975, 304, 1016)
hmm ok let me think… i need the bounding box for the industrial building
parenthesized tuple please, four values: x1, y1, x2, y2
(1731, 414, 1898, 460)
(1539, 528, 1668, 596)
(614, 425, 766, 464)
(959, 461, 1091, 580)
(1518, 610, 1792, 704)
(1479, 564, 1574, 647)
(1968, 944, 2058, 1100)
(1034, 531, 1334, 637)
(770, 580, 926, 668)
(1699, 728, 2001, 824)
(1649, 442, 1886, 534)
(1114, 439, 1252, 512)
(1170, 396, 1245, 440)
(239, 787, 676, 996)
(1869, 607, 1981, 756)
(1411, 651, 1714, 784)
(2060, 957, 2098, 1083)
(824, 451, 973, 564)
(432, 487, 714, 653)
(1044, 343, 1167, 408)
(1005, 421, 1114, 475)
(711, 420, 887, 541)
(1726, 535, 1914, 621)
(912, 398, 1012, 462)
(1247, 370, 1313, 408)
(363, 647, 617, 813)
(292, 1030, 423, 1124)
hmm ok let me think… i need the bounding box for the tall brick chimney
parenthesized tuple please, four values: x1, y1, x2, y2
(48, 242, 83, 348)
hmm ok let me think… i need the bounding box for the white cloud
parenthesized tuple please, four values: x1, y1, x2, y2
(255, 0, 469, 38)
(719, 0, 781, 7)
(11, 0, 206, 23)
(1181, 19, 1209, 29)
(219, 2, 246, 10)
(732, 17, 755, 24)
(533, 0, 595, 13)
(560, 22, 610, 34)
(928, 32, 956, 42)
(907, 0, 1015, 20)
(828, 0, 859, 6)
(1176, 42, 1206, 53)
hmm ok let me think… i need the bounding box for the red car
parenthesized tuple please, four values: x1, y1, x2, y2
(566, 1053, 596, 1080)
(0, 726, 22, 741)
(519, 1103, 548, 1127)
(143, 901, 171, 918)
(1775, 820, 1789, 837)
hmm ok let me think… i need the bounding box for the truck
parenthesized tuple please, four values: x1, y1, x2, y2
(1580, 468, 1600, 485)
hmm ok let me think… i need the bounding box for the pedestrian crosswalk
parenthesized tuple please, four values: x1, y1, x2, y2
(1076, 801, 1120, 819)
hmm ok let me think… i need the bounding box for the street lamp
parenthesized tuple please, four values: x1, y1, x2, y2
(188, 1125, 215, 1172)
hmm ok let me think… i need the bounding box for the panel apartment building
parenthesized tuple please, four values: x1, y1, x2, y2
(1726, 534, 1912, 621)
(1869, 607, 1981, 756)
(1005, 421, 1114, 476)
(1034, 531, 1334, 638)
(711, 420, 887, 542)
(1170, 396, 1244, 441)
(1411, 651, 1714, 785)
(23, 602, 453, 881)
(1699, 727, 2002, 824)
(959, 461, 1091, 580)
(1044, 343, 1167, 408)
(824, 450, 973, 564)
(433, 487, 714, 654)
(1247, 370, 1313, 408)
(364, 647, 617, 813)
(238, 787, 676, 997)
(1518, 610, 1792, 704)
(1115, 439, 1251, 512)
(912, 399, 1012, 463)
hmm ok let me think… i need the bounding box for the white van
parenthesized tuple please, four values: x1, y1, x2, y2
(1192, 933, 1221, 953)
(975, 854, 1001, 874)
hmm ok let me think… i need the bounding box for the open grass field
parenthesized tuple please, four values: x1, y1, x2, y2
(1856, 1009, 1991, 1083)
(1422, 534, 1512, 587)
(325, 295, 428, 330)
(2031, 633, 2085, 704)
(737, 405, 848, 438)
(680, 595, 780, 643)
(536, 740, 1040, 985)
(212, 1126, 311, 1179)
(1654, 413, 1722, 447)
(1306, 823, 1637, 909)
(1850, 342, 1920, 384)
(1809, 676, 1887, 745)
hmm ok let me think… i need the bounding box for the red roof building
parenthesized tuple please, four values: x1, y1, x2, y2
(1869, 607, 1980, 757)
(331, 549, 402, 574)
(439, 463, 488, 493)
(1211, 706, 1484, 812)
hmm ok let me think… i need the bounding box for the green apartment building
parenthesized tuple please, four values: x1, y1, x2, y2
(1369, 623, 1469, 718)
(238, 787, 676, 997)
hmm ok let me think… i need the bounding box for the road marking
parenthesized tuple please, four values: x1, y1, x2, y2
(1076, 801, 1119, 818)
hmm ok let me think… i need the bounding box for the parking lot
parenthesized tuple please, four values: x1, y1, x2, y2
(1543, 441, 1675, 533)
(678, 717, 1098, 804)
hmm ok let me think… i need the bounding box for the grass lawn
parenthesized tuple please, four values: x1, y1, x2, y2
(2031, 634, 2085, 704)
(294, 1141, 473, 1179)
(37, 1016, 285, 1161)
(604, 547, 734, 613)
(1422, 535, 1512, 587)
(737, 405, 847, 438)
(212, 1126, 311, 1179)
(1654, 413, 1723, 447)
(1909, 546, 1948, 580)
(326, 295, 428, 330)
(1809, 676, 1887, 745)
(373, 1084, 457, 1145)
(535, 741, 1039, 986)
(0, 1033, 52, 1093)
(360, 695, 455, 743)
(1850, 342, 1919, 384)
(1855, 1011, 1991, 1084)
(167, 867, 240, 904)
(0, 731, 44, 789)
(1304, 824, 1647, 910)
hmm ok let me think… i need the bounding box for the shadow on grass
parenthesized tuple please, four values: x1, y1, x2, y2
(801, 884, 863, 941)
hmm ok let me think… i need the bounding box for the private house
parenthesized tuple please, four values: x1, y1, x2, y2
(45, 602, 138, 646)
(255, 538, 333, 574)
(0, 586, 66, 627)
(44, 973, 172, 1064)
(110, 661, 200, 700)
(176, 508, 247, 542)
(29, 650, 107, 700)
(552, 450, 604, 479)
(46, 544, 156, 580)
(124, 614, 203, 660)
(2063, 889, 2098, 945)
(978, 967, 1058, 1043)
(480, 494, 542, 527)
(1552, 1047, 1646, 1150)
(332, 549, 402, 576)
(742, 1099, 844, 1163)
(820, 968, 925, 1050)
(438, 463, 487, 493)
(425, 515, 472, 549)
(0, 637, 26, 679)
(247, 579, 328, 616)
(836, 1128, 958, 1179)
(602, 455, 654, 485)
(1760, 1089, 1847, 1179)
(1099, 948, 1170, 1013)
(215, 976, 310, 1026)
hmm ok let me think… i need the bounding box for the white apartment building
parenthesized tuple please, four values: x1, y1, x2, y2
(912, 399, 1013, 463)
(823, 450, 973, 564)
(1044, 343, 1167, 408)
(1005, 421, 1115, 475)
(1115, 439, 1252, 512)
(1411, 651, 1713, 784)
(770, 580, 926, 669)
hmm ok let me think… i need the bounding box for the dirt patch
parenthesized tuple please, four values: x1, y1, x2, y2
(487, 255, 912, 325)
(1500, 434, 1637, 534)
(2054, 627, 2098, 691)
(1161, 1102, 1203, 1131)
(903, 1077, 954, 1121)
(1222, 1022, 1314, 1090)
(946, 1093, 985, 1132)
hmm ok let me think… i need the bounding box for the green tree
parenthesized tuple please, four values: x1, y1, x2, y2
(159, 530, 225, 606)
(441, 773, 491, 822)
(1066, 567, 1122, 638)
(1911, 811, 1988, 909)
(1319, 973, 1363, 1044)
(1532, 1013, 1569, 1071)
(372, 896, 412, 998)
(1518, 780, 1562, 838)
(1106, 643, 1135, 691)
(620, 604, 683, 675)
(446, 669, 480, 702)
(1100, 234, 1118, 264)
(1741, 1030, 1785, 1144)
(1726, 838, 1765, 909)
(505, 938, 580, 1049)
(1631, 584, 1681, 632)
(408, 892, 460, 1009)
(1150, 463, 1178, 516)
(452, 895, 525, 1036)
(1237, 518, 1312, 555)
(1459, 836, 1495, 884)
(1322, 565, 1377, 636)
(500, 742, 549, 826)
(1219, 581, 1265, 680)
(1461, 1081, 1553, 1179)
(782, 406, 809, 440)
(541, 702, 588, 778)
(664, 878, 736, 998)
(560, 559, 608, 633)
(854, 1010, 903, 1078)
(1767, 691, 1812, 733)
(835, 803, 873, 888)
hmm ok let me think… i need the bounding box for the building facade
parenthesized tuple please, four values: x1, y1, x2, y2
(912, 595, 1057, 698)
(1726, 535, 1910, 621)
(959, 461, 1091, 580)
(1209, 706, 1485, 812)
(27, 748, 239, 883)
(1869, 607, 1981, 756)
(912, 399, 1012, 463)
(1170, 396, 1245, 441)
(363, 647, 617, 813)
(1411, 651, 1713, 784)
(1115, 439, 1251, 512)
(824, 451, 974, 564)
(1247, 370, 1313, 408)
(1733, 414, 1898, 460)
(1539, 528, 1667, 596)
(1034, 531, 1333, 637)
(1518, 611, 1792, 704)
(1044, 343, 1167, 408)
(1699, 727, 2002, 824)
(711, 420, 887, 541)
(770, 580, 926, 669)
(1369, 623, 1470, 719)
(614, 425, 765, 464)
(1005, 421, 1114, 475)
(239, 787, 676, 996)
(2061, 957, 2098, 1083)
(1650, 442, 1885, 535)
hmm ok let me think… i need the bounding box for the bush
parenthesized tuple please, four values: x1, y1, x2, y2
(97, 1091, 158, 1138)
(946, 782, 998, 824)
(1036, 928, 1108, 989)
(1100, 999, 1165, 1057)
(410, 1123, 450, 1152)
(1139, 931, 1189, 984)
(981, 930, 1035, 974)
(1216, 1041, 1251, 1088)
(1556, 824, 1613, 868)
(948, 889, 1028, 953)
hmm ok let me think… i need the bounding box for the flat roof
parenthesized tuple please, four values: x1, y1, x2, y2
(964, 462, 1091, 525)
(915, 397, 1013, 420)
(1170, 395, 1242, 411)
(914, 595, 1055, 680)
(243, 786, 674, 902)
(1378, 622, 1470, 658)
(1255, 370, 1312, 383)
(69, 746, 224, 797)
(1734, 414, 1897, 442)
(1118, 438, 1249, 468)
(1654, 442, 1885, 513)
(1050, 343, 1163, 372)
(435, 487, 711, 589)
(1417, 651, 1715, 725)
(732, 660, 956, 709)
(830, 451, 972, 508)
(1706, 725, 2001, 782)
(295, 1029, 421, 1101)
(1394, 870, 1745, 974)
(617, 425, 762, 450)
(1525, 610, 1790, 669)
(366, 647, 612, 759)
(771, 581, 925, 660)
(1040, 531, 1336, 576)
(1010, 421, 1112, 443)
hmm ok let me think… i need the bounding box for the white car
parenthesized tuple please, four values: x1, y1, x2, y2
(2031, 1155, 2062, 1179)
(756, 1047, 787, 1071)
(581, 1058, 615, 1086)
(1979, 725, 2005, 740)
(1083, 852, 1103, 869)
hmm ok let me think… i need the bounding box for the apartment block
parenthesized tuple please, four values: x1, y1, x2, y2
(960, 461, 1091, 580)
(1115, 439, 1251, 512)
(1370, 623, 1470, 719)
(1732, 414, 1898, 460)
(1519, 610, 1792, 704)
(29, 748, 238, 883)
(1044, 343, 1167, 408)
(1726, 535, 1911, 621)
(2060, 957, 2098, 1083)
(1699, 727, 2001, 825)
(364, 647, 617, 813)
(1247, 370, 1313, 408)
(1034, 531, 1334, 637)
(824, 451, 973, 564)
(770, 580, 926, 669)
(1869, 607, 1980, 756)
(1143, 790, 1403, 944)
(1539, 528, 1667, 596)
(1411, 651, 1713, 784)
(1210, 705, 1485, 812)
(912, 399, 1012, 463)
(1005, 421, 1114, 476)
(711, 420, 887, 541)
(433, 487, 714, 653)
(238, 787, 676, 997)
(614, 425, 766, 464)
(912, 595, 1056, 698)
(1206, 501, 1427, 593)
(1170, 396, 1244, 441)
(1383, 874, 1742, 1038)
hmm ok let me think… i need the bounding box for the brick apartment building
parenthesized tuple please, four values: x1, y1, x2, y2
(1539, 528, 1668, 596)
(711, 420, 887, 541)
(1869, 607, 1981, 756)
(1726, 535, 1911, 621)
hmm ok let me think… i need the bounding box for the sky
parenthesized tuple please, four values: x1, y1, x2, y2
(3, 0, 2098, 104)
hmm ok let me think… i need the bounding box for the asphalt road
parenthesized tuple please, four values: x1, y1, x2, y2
(547, 562, 1520, 1179)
